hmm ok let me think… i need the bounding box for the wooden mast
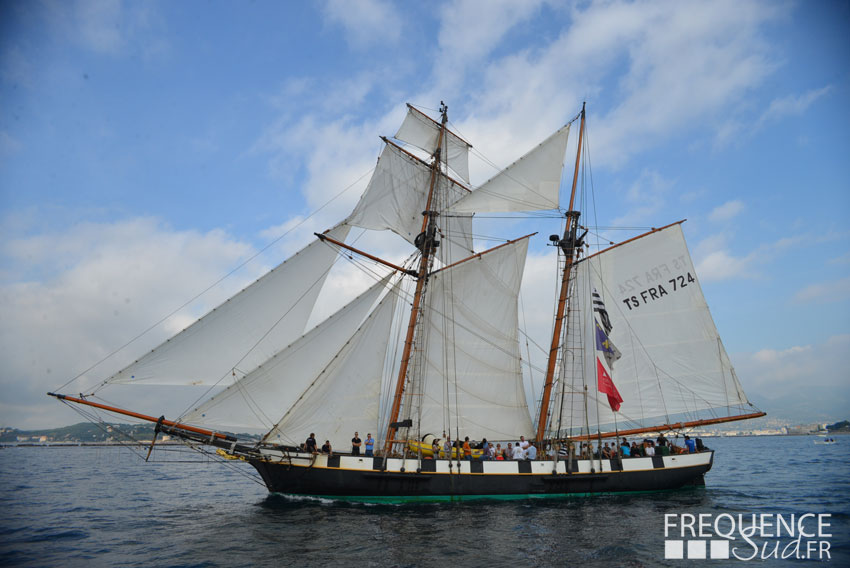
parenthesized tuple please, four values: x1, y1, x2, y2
(383, 102, 448, 455)
(535, 102, 586, 443)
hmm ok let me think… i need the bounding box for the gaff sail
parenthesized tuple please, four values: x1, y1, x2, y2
(564, 223, 752, 436)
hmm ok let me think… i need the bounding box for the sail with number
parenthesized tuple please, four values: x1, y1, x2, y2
(552, 222, 754, 438)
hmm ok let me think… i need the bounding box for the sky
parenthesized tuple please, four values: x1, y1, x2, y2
(1, 0, 848, 430)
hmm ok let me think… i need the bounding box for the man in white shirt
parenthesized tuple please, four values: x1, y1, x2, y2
(512, 443, 525, 460)
(526, 443, 537, 460)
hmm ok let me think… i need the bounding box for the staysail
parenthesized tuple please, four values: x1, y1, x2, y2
(412, 236, 534, 440)
(263, 279, 401, 449)
(563, 223, 751, 435)
(183, 273, 393, 430)
(107, 223, 350, 387)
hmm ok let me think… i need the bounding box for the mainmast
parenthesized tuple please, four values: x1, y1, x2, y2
(383, 102, 449, 455)
(535, 102, 586, 443)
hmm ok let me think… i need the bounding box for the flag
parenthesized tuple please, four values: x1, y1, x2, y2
(596, 357, 623, 411)
(592, 288, 612, 334)
(595, 320, 622, 369)
(593, 288, 622, 411)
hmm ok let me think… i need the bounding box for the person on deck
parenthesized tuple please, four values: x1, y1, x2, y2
(444, 437, 453, 459)
(364, 433, 374, 457)
(431, 439, 440, 458)
(645, 441, 656, 456)
(526, 443, 537, 460)
(512, 442, 525, 460)
(481, 438, 491, 460)
(685, 435, 696, 454)
(305, 433, 318, 454)
(321, 440, 332, 456)
(558, 441, 569, 460)
(620, 440, 631, 457)
(463, 437, 472, 460)
(351, 432, 362, 456)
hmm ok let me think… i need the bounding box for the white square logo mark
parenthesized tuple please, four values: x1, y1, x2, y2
(688, 540, 707, 559)
(665, 540, 684, 559)
(710, 539, 730, 559)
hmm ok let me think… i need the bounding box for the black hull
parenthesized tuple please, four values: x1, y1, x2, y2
(249, 451, 713, 501)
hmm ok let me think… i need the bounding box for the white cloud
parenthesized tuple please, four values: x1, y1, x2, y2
(0, 131, 22, 154)
(609, 169, 675, 227)
(695, 249, 752, 281)
(433, 0, 545, 95)
(733, 335, 850, 421)
(709, 200, 745, 222)
(829, 253, 850, 265)
(758, 86, 832, 126)
(692, 230, 807, 282)
(752, 344, 811, 364)
(322, 0, 403, 47)
(0, 218, 261, 428)
(75, 0, 126, 54)
(794, 276, 850, 303)
(38, 0, 167, 59)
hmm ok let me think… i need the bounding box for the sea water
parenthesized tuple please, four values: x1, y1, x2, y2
(1, 436, 847, 567)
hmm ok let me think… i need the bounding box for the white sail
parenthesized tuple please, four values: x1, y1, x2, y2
(414, 237, 534, 440)
(108, 224, 351, 386)
(347, 141, 473, 264)
(183, 273, 393, 430)
(566, 223, 750, 433)
(449, 123, 570, 213)
(395, 104, 471, 183)
(264, 280, 400, 449)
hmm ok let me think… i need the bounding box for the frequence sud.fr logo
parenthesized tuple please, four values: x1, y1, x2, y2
(664, 513, 833, 561)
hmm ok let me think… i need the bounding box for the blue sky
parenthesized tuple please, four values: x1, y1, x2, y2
(1, 0, 848, 429)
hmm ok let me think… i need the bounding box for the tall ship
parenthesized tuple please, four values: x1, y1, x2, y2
(49, 102, 764, 500)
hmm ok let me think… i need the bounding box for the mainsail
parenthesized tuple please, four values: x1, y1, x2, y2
(563, 222, 751, 435)
(413, 236, 534, 440)
(107, 223, 351, 387)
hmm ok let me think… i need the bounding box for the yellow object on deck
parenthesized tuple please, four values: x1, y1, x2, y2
(216, 448, 245, 461)
(406, 439, 483, 459)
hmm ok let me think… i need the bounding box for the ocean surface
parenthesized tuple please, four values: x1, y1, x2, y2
(1, 436, 847, 567)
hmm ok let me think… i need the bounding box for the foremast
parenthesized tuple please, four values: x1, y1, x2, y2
(535, 102, 586, 443)
(383, 102, 449, 455)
